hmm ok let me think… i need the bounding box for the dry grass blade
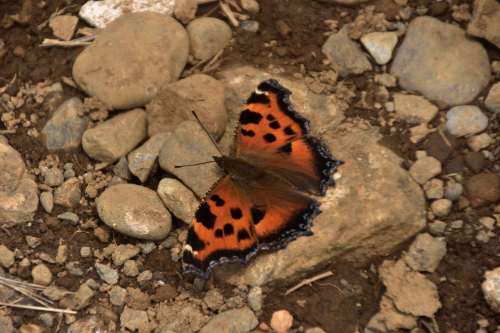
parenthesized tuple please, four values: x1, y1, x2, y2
(40, 35, 95, 48)
(0, 275, 46, 290)
(0, 302, 77, 314)
(219, 0, 239, 27)
(0, 277, 54, 306)
(285, 271, 334, 295)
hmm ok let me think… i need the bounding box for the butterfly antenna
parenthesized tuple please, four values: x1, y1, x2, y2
(191, 111, 224, 156)
(174, 160, 216, 169)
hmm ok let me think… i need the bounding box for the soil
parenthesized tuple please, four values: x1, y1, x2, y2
(1, 0, 499, 332)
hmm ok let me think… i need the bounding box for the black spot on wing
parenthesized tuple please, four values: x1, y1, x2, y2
(250, 207, 266, 225)
(230, 208, 243, 219)
(223, 223, 234, 236)
(269, 120, 281, 129)
(241, 129, 255, 137)
(266, 114, 276, 121)
(263, 133, 276, 143)
(240, 109, 263, 125)
(278, 142, 292, 154)
(247, 92, 270, 104)
(210, 194, 225, 207)
(214, 229, 223, 238)
(195, 202, 216, 229)
(187, 229, 205, 251)
(237, 229, 251, 242)
(284, 126, 296, 136)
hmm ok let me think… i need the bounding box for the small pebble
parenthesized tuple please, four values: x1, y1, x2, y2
(270, 310, 293, 333)
(444, 181, 463, 201)
(40, 191, 54, 213)
(57, 212, 79, 224)
(431, 199, 453, 217)
(240, 20, 259, 33)
(80, 247, 92, 257)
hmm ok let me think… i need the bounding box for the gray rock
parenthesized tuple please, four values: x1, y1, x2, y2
(40, 191, 54, 213)
(430, 199, 453, 217)
(112, 244, 140, 266)
(0, 245, 15, 268)
(322, 27, 372, 77)
(203, 289, 224, 310)
(82, 109, 147, 163)
(485, 82, 500, 113)
(393, 93, 438, 124)
(41, 97, 88, 151)
(199, 307, 258, 333)
(95, 263, 119, 285)
(147, 74, 227, 140)
(96, 184, 172, 240)
(187, 18, 232, 62)
(423, 179, 444, 200)
(74, 283, 95, 309)
(360, 31, 398, 65)
(0, 177, 39, 224)
(157, 178, 199, 224)
(446, 105, 488, 137)
(0, 142, 26, 193)
(409, 156, 442, 185)
(444, 181, 463, 201)
(57, 212, 79, 224)
(79, 0, 175, 28)
(121, 306, 151, 332)
(113, 156, 132, 180)
(158, 121, 222, 197)
(365, 295, 417, 332)
(247, 286, 263, 312)
(40, 167, 64, 187)
(391, 16, 490, 106)
(240, 20, 259, 33)
(428, 220, 447, 236)
(128, 132, 170, 182)
(109, 285, 127, 306)
(217, 128, 426, 286)
(73, 12, 189, 109)
(32, 263, 53, 286)
(0, 316, 14, 333)
(54, 177, 81, 208)
(468, 0, 500, 49)
(39, 314, 54, 328)
(482, 267, 500, 313)
(379, 260, 441, 317)
(467, 133, 493, 152)
(403, 233, 447, 272)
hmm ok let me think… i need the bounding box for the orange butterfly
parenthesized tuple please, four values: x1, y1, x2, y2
(182, 79, 342, 277)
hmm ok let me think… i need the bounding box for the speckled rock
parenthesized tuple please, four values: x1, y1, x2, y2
(96, 184, 172, 240)
(322, 27, 372, 77)
(409, 155, 442, 185)
(128, 132, 171, 183)
(403, 233, 446, 273)
(0, 142, 25, 193)
(54, 177, 81, 208)
(482, 267, 500, 313)
(485, 82, 500, 113)
(446, 106, 488, 137)
(157, 178, 199, 224)
(158, 121, 222, 197)
(468, 0, 500, 49)
(393, 93, 438, 124)
(187, 17, 232, 62)
(82, 109, 147, 163)
(199, 307, 258, 333)
(360, 31, 398, 65)
(73, 12, 189, 109)
(41, 97, 88, 151)
(0, 177, 39, 224)
(391, 16, 490, 106)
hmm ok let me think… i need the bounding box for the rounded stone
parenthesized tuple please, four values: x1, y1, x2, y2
(431, 199, 453, 217)
(73, 12, 189, 109)
(465, 173, 500, 206)
(360, 31, 398, 65)
(446, 106, 488, 137)
(187, 17, 232, 62)
(482, 267, 500, 313)
(270, 310, 293, 333)
(82, 109, 147, 163)
(0, 142, 25, 193)
(96, 184, 172, 240)
(157, 178, 199, 224)
(391, 16, 491, 106)
(32, 264, 53, 286)
(485, 82, 500, 113)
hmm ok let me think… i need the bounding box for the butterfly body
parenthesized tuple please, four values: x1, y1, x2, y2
(183, 79, 342, 277)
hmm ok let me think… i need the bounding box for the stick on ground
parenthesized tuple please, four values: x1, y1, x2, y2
(285, 271, 334, 296)
(0, 302, 77, 314)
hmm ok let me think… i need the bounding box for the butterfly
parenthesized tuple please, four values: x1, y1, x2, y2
(182, 79, 342, 277)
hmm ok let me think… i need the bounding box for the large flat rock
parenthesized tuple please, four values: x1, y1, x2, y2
(216, 127, 426, 286)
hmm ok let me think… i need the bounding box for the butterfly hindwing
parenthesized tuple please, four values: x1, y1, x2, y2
(236, 79, 340, 195)
(183, 176, 258, 276)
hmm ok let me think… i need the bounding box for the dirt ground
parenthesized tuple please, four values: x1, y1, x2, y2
(1, 0, 499, 332)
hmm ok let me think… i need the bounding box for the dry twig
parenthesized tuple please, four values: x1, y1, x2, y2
(0, 302, 77, 314)
(40, 35, 95, 48)
(219, 1, 239, 27)
(285, 271, 334, 295)
(197, 0, 218, 4)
